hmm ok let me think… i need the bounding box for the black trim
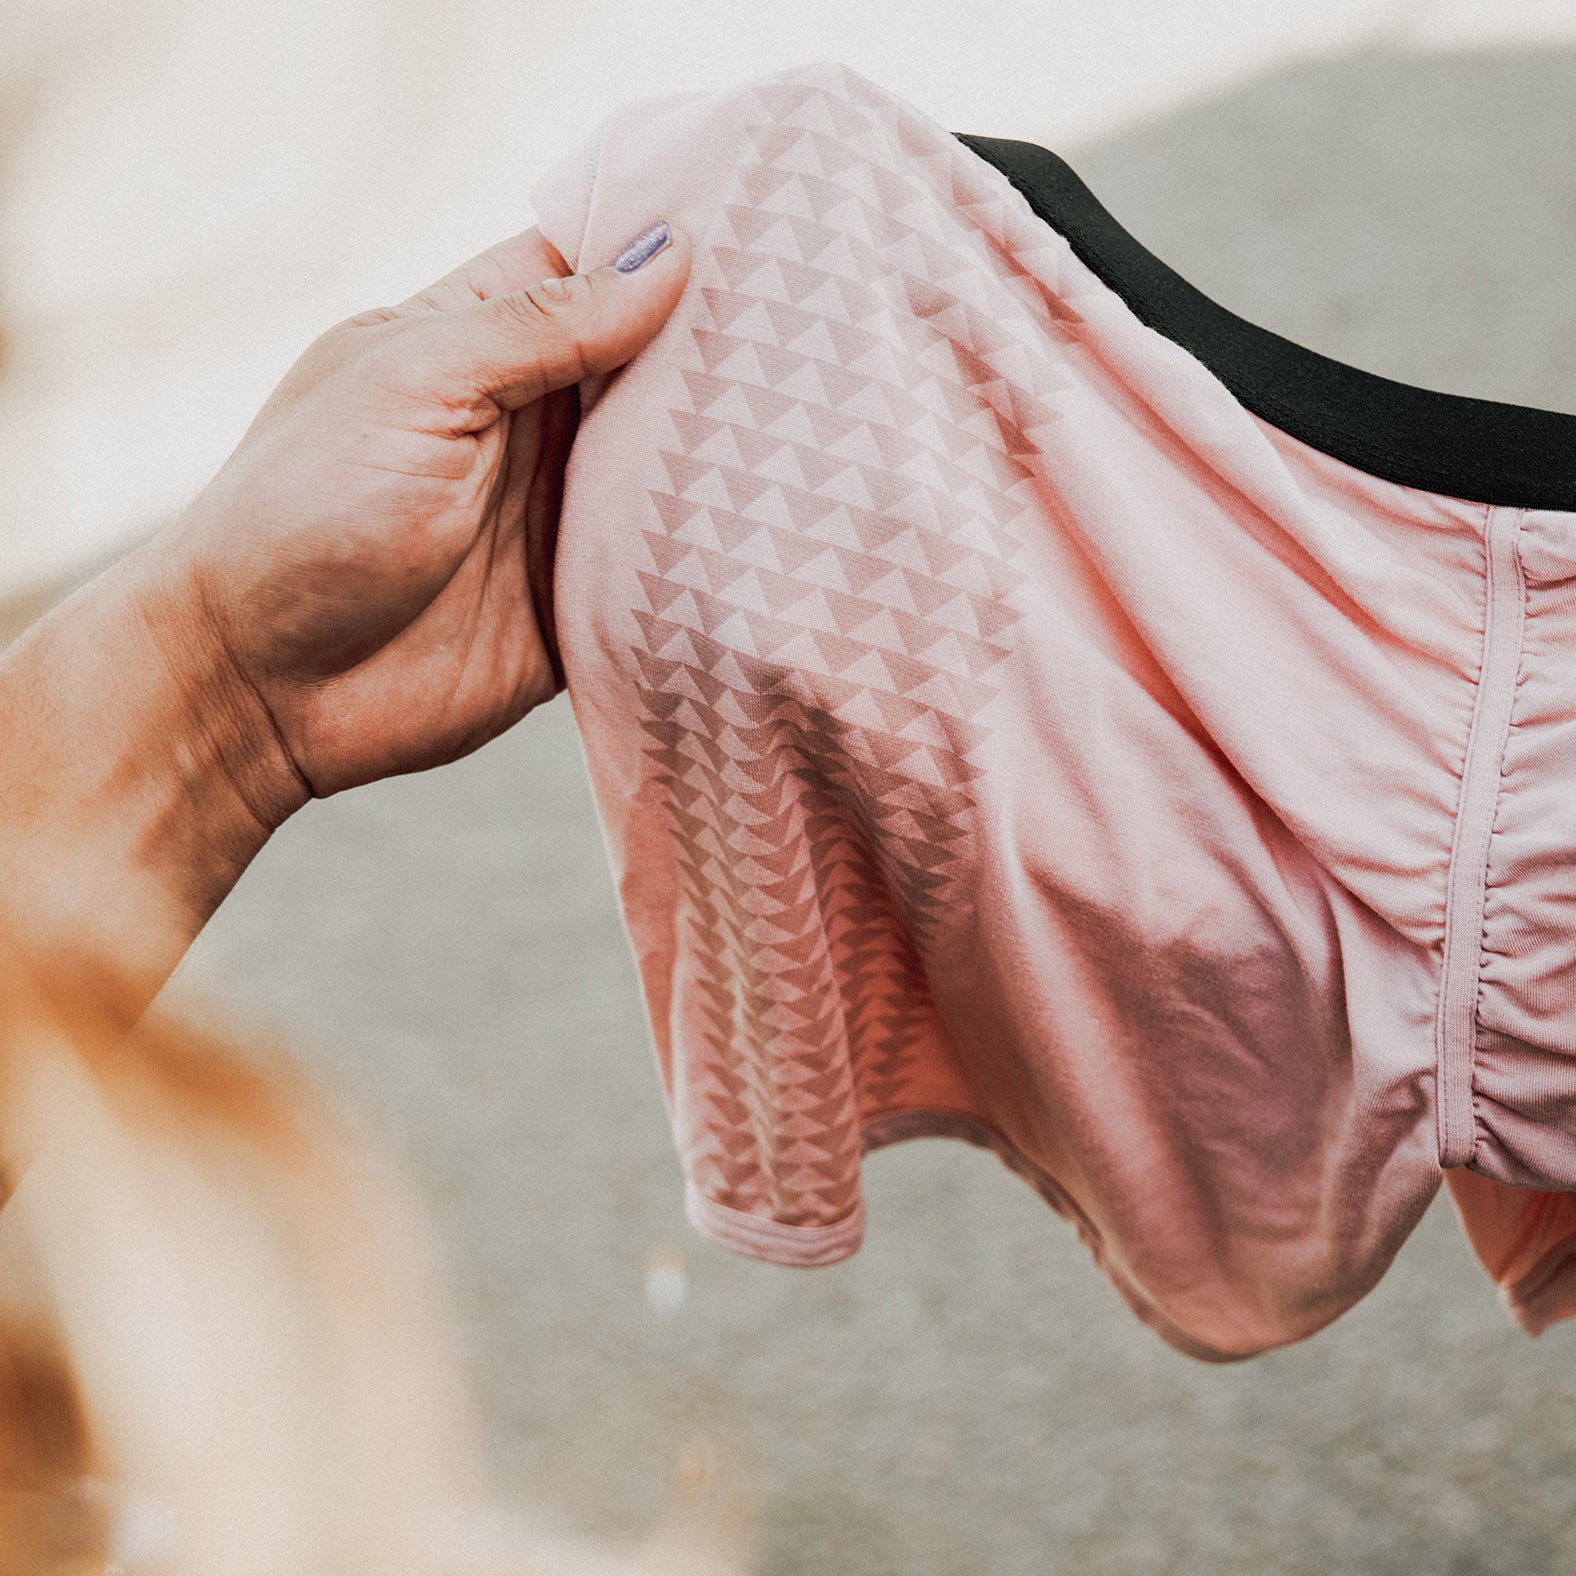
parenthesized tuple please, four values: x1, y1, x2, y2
(953, 132, 1576, 512)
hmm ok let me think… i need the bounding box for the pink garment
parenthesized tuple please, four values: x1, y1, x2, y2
(528, 60, 1576, 1360)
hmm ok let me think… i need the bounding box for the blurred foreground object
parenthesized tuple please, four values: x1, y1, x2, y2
(0, 915, 757, 1576)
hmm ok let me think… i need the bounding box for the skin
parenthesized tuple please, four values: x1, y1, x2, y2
(0, 219, 692, 1015)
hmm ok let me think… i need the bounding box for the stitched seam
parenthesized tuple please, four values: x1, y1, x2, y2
(1434, 503, 1493, 1166)
(582, 117, 604, 205)
(1467, 505, 1530, 1166)
(1435, 503, 1526, 1167)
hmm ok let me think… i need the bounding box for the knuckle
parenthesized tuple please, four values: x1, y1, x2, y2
(467, 252, 514, 300)
(501, 289, 557, 332)
(328, 305, 403, 336)
(495, 287, 556, 332)
(497, 280, 595, 379)
(315, 314, 425, 398)
(306, 308, 413, 378)
(286, 324, 360, 387)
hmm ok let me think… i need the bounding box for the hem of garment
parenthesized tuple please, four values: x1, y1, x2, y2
(1434, 504, 1527, 1169)
(682, 1104, 1268, 1365)
(1501, 1235, 1576, 1337)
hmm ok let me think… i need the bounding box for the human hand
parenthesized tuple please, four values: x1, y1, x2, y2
(163, 216, 690, 821)
(0, 217, 688, 1004)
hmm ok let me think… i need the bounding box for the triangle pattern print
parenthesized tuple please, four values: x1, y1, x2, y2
(627, 65, 1073, 1232)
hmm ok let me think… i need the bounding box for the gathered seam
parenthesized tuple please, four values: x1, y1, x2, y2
(1435, 504, 1527, 1169)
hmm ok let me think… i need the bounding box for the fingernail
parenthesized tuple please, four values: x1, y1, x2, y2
(611, 219, 671, 274)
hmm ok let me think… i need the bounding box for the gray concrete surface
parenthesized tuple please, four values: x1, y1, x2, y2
(162, 39, 1576, 1575)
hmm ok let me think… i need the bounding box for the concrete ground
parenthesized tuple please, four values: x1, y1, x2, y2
(156, 39, 1576, 1576)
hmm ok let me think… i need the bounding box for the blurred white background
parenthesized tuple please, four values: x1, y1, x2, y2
(2, 0, 1574, 603)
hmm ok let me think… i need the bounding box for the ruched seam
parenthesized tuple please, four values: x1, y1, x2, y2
(1436, 504, 1527, 1169)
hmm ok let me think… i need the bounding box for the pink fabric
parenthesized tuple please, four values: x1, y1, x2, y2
(527, 60, 1576, 1360)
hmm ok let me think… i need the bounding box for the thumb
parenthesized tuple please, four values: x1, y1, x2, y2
(424, 219, 690, 416)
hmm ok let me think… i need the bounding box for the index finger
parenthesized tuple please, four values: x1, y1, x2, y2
(397, 225, 574, 315)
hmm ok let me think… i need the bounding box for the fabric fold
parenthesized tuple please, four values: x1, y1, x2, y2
(527, 59, 1576, 1359)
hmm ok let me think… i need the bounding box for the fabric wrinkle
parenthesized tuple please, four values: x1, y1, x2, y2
(529, 59, 1576, 1358)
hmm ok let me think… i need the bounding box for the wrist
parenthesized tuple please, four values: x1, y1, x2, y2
(0, 532, 308, 1009)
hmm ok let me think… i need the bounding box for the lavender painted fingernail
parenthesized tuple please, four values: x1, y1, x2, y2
(611, 220, 671, 273)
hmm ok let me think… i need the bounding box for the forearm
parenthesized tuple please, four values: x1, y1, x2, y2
(0, 533, 307, 1017)
(0, 219, 679, 1017)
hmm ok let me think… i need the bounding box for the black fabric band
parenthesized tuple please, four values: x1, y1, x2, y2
(953, 132, 1576, 512)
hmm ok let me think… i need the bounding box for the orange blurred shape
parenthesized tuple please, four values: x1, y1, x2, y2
(0, 916, 758, 1575)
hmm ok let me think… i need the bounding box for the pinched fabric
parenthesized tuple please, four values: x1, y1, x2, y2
(528, 61, 1576, 1360)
